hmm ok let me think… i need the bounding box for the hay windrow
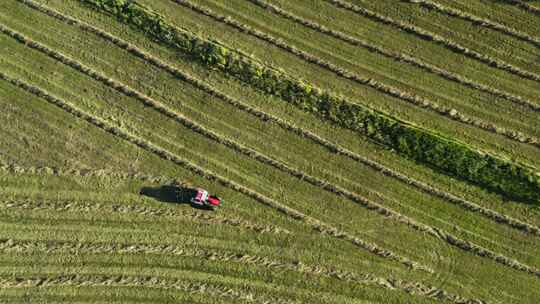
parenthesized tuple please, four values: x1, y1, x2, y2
(0, 238, 486, 304)
(325, 0, 540, 82)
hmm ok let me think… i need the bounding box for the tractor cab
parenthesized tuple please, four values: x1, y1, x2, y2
(190, 188, 222, 209)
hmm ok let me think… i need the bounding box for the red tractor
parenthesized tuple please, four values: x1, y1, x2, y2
(190, 188, 223, 210)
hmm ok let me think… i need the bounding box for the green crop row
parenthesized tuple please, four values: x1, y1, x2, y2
(79, 0, 540, 204)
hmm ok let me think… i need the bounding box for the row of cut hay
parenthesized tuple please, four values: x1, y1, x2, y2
(0, 71, 432, 273)
(0, 273, 290, 304)
(325, 0, 540, 82)
(403, 0, 540, 47)
(4, 125, 539, 240)
(0, 198, 290, 235)
(244, 0, 539, 112)
(0, 238, 485, 304)
(500, 0, 540, 16)
(175, 0, 540, 146)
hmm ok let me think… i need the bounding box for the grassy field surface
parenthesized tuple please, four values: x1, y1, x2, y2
(1, 0, 539, 302)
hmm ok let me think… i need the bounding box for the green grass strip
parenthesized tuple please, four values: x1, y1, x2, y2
(78, 0, 540, 204)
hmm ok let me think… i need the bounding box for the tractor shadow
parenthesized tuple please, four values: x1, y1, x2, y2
(139, 185, 214, 211)
(139, 185, 195, 204)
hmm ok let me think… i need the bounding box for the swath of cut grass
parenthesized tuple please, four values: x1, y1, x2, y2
(7, 22, 540, 279)
(499, 0, 540, 15)
(324, 0, 540, 82)
(0, 273, 292, 304)
(401, 0, 540, 47)
(241, 0, 539, 112)
(0, 238, 484, 304)
(6, 65, 540, 281)
(0, 198, 290, 235)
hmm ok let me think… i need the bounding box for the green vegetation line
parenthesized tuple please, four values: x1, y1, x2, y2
(79, 0, 540, 203)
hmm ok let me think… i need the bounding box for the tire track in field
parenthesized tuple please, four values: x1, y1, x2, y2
(4, 23, 538, 279)
(17, 0, 540, 238)
(499, 0, 540, 16)
(0, 274, 291, 304)
(0, 73, 432, 274)
(0, 199, 290, 235)
(404, 0, 540, 47)
(171, 0, 540, 147)
(244, 0, 540, 112)
(324, 0, 540, 83)
(0, 239, 486, 304)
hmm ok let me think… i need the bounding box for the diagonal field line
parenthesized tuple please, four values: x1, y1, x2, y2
(0, 238, 487, 304)
(499, 0, 540, 16)
(3, 8, 540, 278)
(324, 0, 540, 83)
(403, 0, 540, 47)
(242, 0, 540, 112)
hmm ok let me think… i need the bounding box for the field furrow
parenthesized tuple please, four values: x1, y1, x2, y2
(325, 0, 540, 82)
(236, 0, 539, 112)
(0, 71, 432, 273)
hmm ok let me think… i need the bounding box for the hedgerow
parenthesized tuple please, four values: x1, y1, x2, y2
(79, 0, 540, 203)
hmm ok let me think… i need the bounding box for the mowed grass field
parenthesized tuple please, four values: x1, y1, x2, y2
(0, 0, 539, 303)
